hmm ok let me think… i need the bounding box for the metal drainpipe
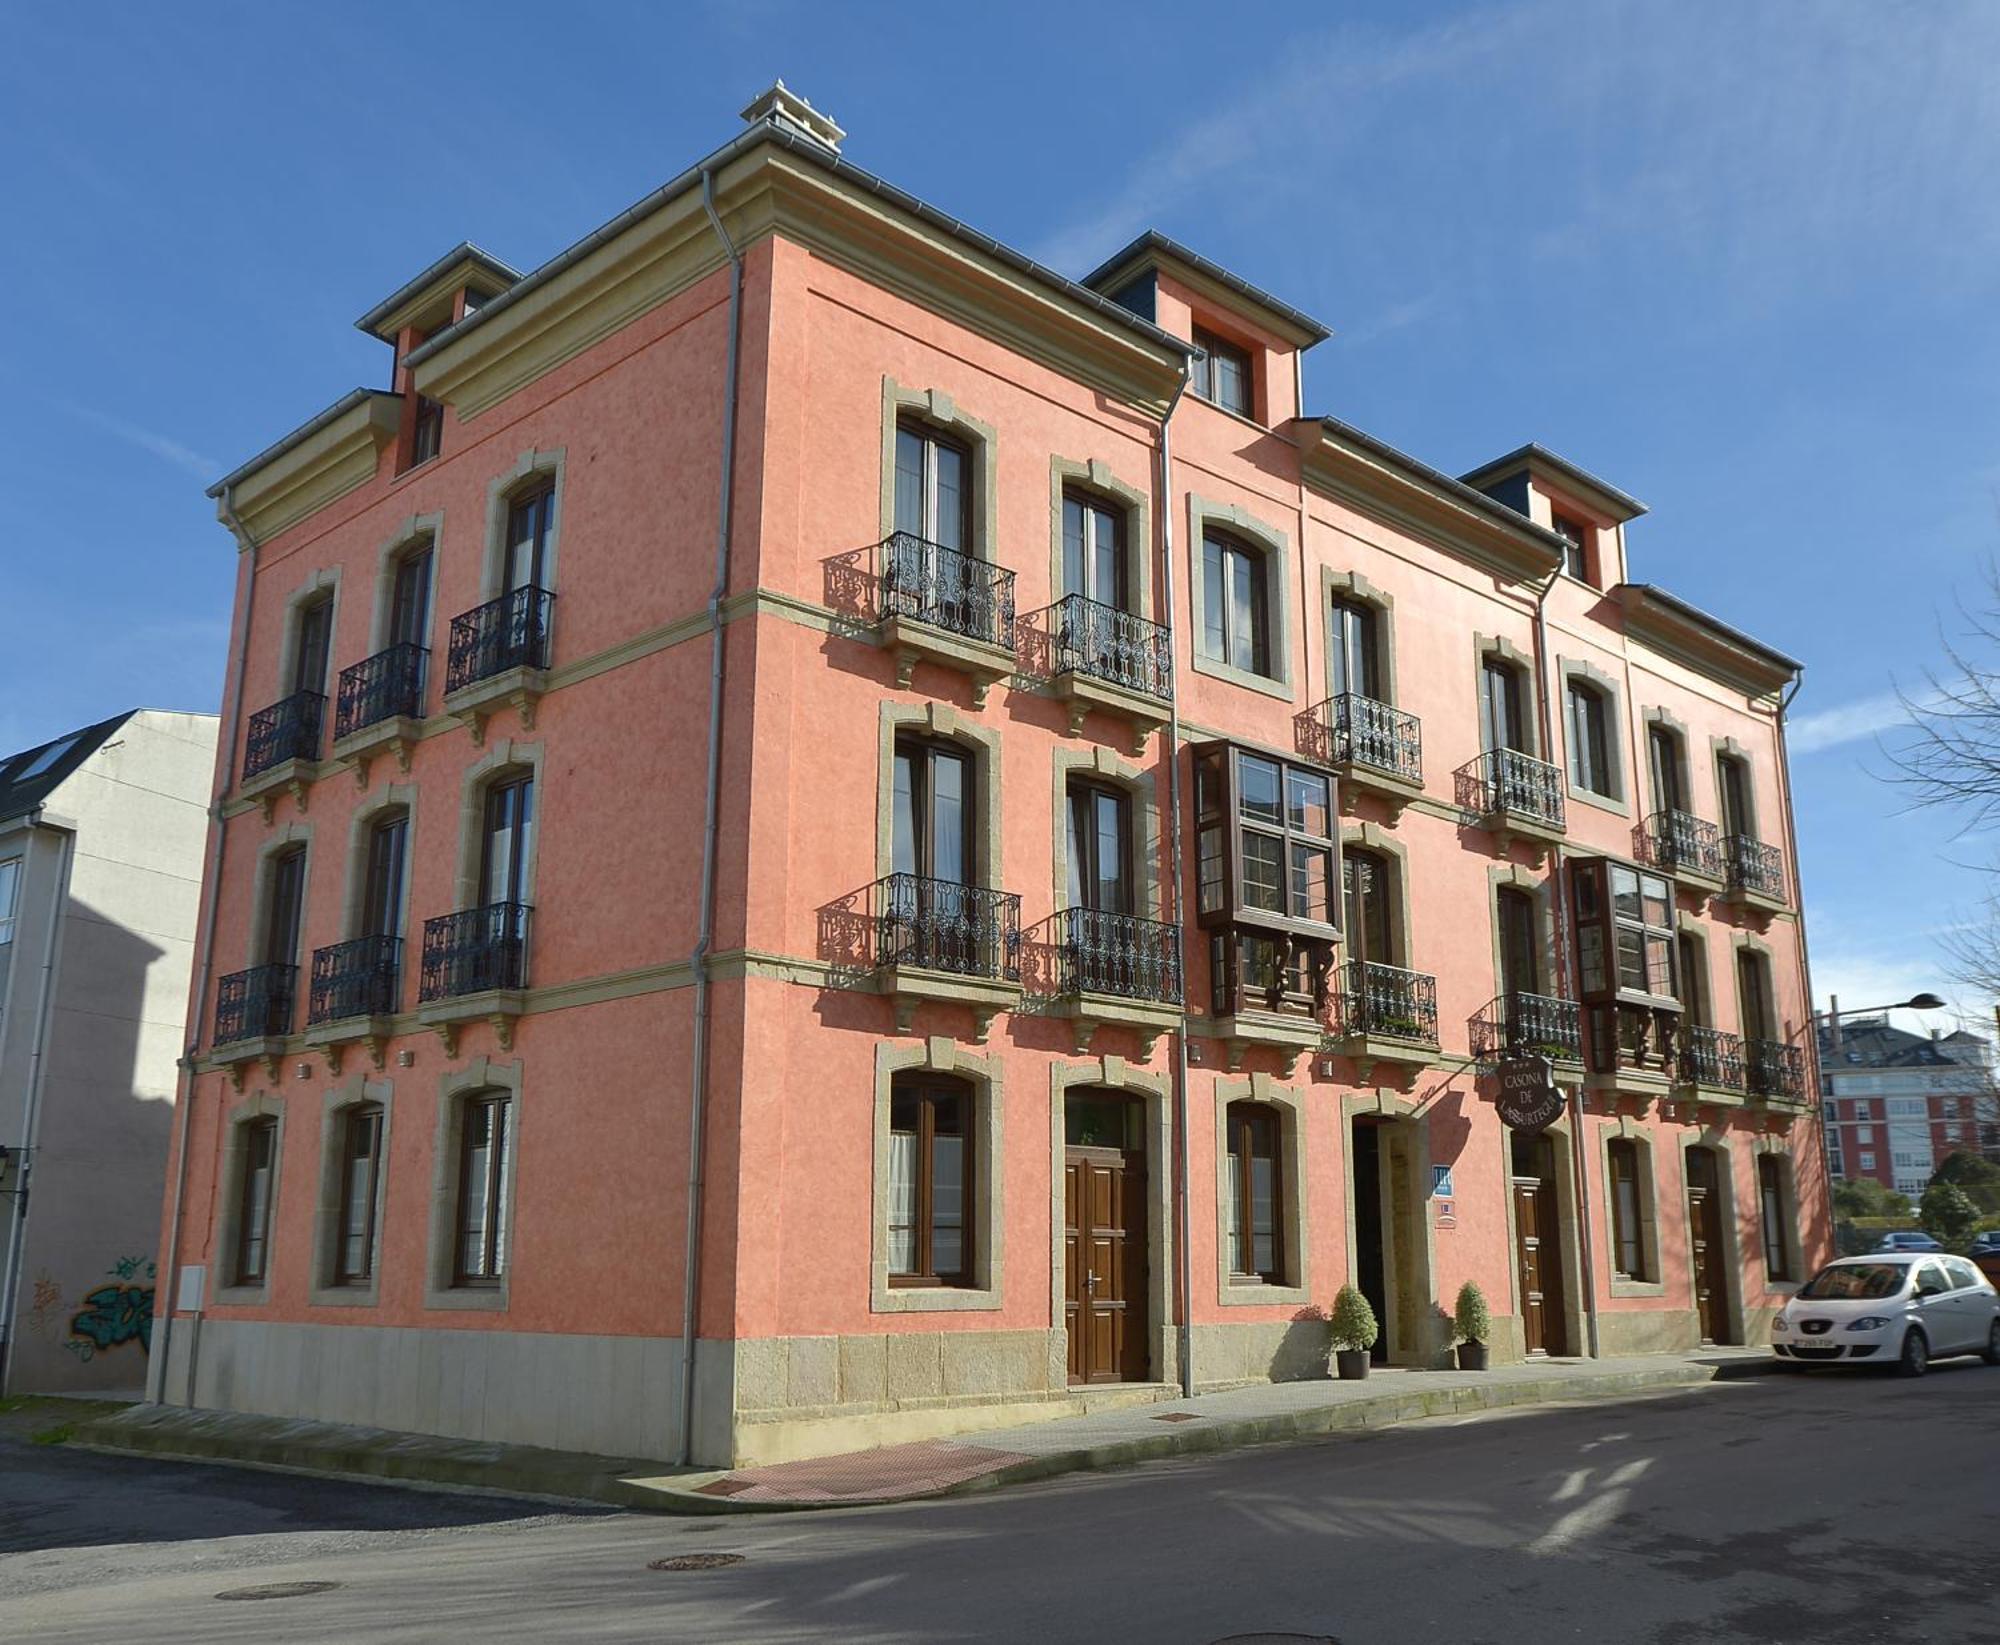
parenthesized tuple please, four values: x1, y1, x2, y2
(677, 168, 741, 1467)
(151, 484, 258, 1406)
(1530, 568, 1598, 1358)
(1774, 672, 1830, 1250)
(0, 821, 75, 1395)
(1154, 364, 1193, 1397)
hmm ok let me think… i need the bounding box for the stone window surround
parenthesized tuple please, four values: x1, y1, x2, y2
(213, 1091, 286, 1306)
(1710, 735, 1760, 838)
(1598, 1115, 1665, 1299)
(1484, 862, 1560, 1003)
(368, 511, 444, 655)
(308, 1072, 394, 1307)
(1558, 654, 1630, 816)
(243, 821, 313, 970)
(275, 565, 342, 703)
(453, 738, 544, 912)
(879, 379, 999, 557)
(1320, 568, 1399, 706)
(874, 703, 1004, 888)
(423, 1056, 523, 1311)
(1679, 1130, 1747, 1340)
(871, 1037, 1005, 1313)
(1213, 1071, 1311, 1307)
(1472, 633, 1543, 758)
(1729, 930, 1779, 1041)
(480, 447, 566, 602)
(1048, 1055, 1176, 1385)
(1340, 820, 1415, 971)
(1751, 1136, 1804, 1291)
(1641, 707, 1693, 818)
(340, 783, 419, 944)
(1048, 455, 1151, 617)
(1050, 745, 1163, 920)
(1187, 492, 1295, 703)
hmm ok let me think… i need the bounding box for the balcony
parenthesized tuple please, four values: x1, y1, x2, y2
(1638, 809, 1723, 890)
(1722, 834, 1787, 913)
(1454, 748, 1565, 858)
(443, 587, 554, 742)
(1469, 989, 1584, 1069)
(876, 533, 1017, 707)
(1043, 592, 1172, 752)
(332, 642, 427, 779)
(239, 690, 326, 816)
(303, 935, 402, 1070)
(1581, 1001, 1681, 1098)
(1326, 960, 1442, 1080)
(1051, 906, 1182, 1055)
(212, 963, 298, 1080)
(873, 871, 1022, 1037)
(417, 901, 530, 1055)
(1745, 1038, 1807, 1104)
(1295, 694, 1424, 817)
(1676, 1024, 1746, 1097)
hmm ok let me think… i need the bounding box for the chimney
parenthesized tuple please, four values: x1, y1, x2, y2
(740, 81, 845, 153)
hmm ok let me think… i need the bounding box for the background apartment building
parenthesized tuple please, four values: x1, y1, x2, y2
(0, 710, 218, 1394)
(1819, 1014, 1997, 1195)
(152, 87, 1826, 1468)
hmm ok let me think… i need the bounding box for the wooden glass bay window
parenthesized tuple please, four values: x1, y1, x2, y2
(1569, 856, 1679, 1074)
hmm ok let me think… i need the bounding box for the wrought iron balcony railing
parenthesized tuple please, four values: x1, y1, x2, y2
(1745, 1037, 1805, 1100)
(418, 901, 531, 1002)
(307, 934, 402, 1025)
(1046, 592, 1171, 702)
(1678, 1024, 1745, 1090)
(1295, 694, 1422, 786)
(1469, 989, 1583, 1065)
(445, 587, 554, 695)
(1583, 1001, 1682, 1076)
(875, 872, 1021, 983)
(1640, 809, 1722, 880)
(1724, 834, 1786, 902)
(244, 690, 325, 778)
(334, 642, 427, 740)
(878, 532, 1015, 652)
(1054, 906, 1182, 1004)
(214, 962, 298, 1044)
(1454, 747, 1565, 831)
(1333, 960, 1439, 1047)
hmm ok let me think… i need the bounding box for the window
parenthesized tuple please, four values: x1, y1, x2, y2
(14, 736, 80, 782)
(1567, 679, 1614, 798)
(888, 1075, 971, 1285)
(333, 1104, 384, 1286)
(894, 419, 971, 551)
(1552, 513, 1589, 582)
(1608, 1139, 1649, 1281)
(504, 484, 556, 592)
(1328, 597, 1382, 700)
(362, 809, 409, 940)
(481, 774, 534, 907)
(1943, 1098, 1960, 1117)
(1496, 886, 1541, 997)
(1223, 1102, 1283, 1282)
(1066, 779, 1131, 914)
(1857, 1126, 1876, 1144)
(409, 395, 444, 468)
(1737, 950, 1774, 1042)
(1572, 860, 1675, 1001)
(1648, 725, 1684, 813)
(454, 1092, 511, 1285)
(293, 596, 333, 696)
(1757, 1156, 1791, 1281)
(1676, 932, 1708, 1023)
(1192, 327, 1252, 416)
(1061, 489, 1126, 608)
(234, 1118, 279, 1285)
(264, 846, 307, 969)
(1343, 848, 1395, 966)
(1200, 530, 1271, 676)
(0, 857, 18, 1014)
(1859, 1151, 1876, 1171)
(1480, 657, 1528, 753)
(389, 543, 433, 652)
(1717, 753, 1754, 838)
(1886, 1098, 1924, 1118)
(893, 736, 972, 886)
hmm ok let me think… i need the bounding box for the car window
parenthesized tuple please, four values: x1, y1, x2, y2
(1947, 1258, 1982, 1291)
(1798, 1263, 1908, 1301)
(1916, 1261, 1952, 1295)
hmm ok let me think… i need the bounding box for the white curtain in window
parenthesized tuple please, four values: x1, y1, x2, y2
(887, 1129, 917, 1273)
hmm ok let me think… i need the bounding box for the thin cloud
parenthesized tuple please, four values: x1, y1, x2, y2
(1788, 690, 1918, 755)
(61, 402, 218, 479)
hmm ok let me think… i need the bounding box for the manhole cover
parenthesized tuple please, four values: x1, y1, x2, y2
(1153, 1412, 1200, 1423)
(215, 1581, 342, 1601)
(1210, 1635, 1342, 1644)
(649, 1553, 747, 1572)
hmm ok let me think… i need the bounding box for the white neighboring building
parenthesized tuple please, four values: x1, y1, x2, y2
(0, 710, 218, 1393)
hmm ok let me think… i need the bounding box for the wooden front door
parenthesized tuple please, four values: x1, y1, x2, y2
(1065, 1145, 1148, 1384)
(1513, 1178, 1553, 1355)
(1686, 1149, 1730, 1344)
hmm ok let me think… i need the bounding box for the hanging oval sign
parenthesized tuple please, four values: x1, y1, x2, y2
(1494, 1055, 1563, 1132)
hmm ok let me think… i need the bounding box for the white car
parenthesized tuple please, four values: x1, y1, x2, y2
(1773, 1253, 2000, 1375)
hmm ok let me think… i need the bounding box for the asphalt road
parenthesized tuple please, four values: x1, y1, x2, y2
(6, 1363, 1998, 1644)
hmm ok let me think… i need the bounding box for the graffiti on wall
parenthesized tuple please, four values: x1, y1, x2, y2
(62, 1257, 156, 1362)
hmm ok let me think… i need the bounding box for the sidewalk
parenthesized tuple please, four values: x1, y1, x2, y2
(73, 1346, 1772, 1513)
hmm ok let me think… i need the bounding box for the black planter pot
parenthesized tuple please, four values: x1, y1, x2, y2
(1334, 1348, 1371, 1380)
(1455, 1341, 1490, 1371)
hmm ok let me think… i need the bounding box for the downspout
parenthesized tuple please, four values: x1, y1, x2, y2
(1155, 364, 1194, 1397)
(152, 484, 258, 1406)
(1774, 672, 1828, 1253)
(0, 821, 75, 1395)
(677, 167, 741, 1466)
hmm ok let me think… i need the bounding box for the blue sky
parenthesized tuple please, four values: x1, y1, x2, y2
(4, 0, 1995, 1031)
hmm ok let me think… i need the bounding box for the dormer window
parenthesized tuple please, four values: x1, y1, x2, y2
(1192, 327, 1252, 417)
(410, 395, 444, 468)
(1552, 513, 1589, 581)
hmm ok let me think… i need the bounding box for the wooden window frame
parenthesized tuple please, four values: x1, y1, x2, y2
(1607, 1138, 1649, 1281)
(388, 542, 434, 651)
(1758, 1154, 1793, 1282)
(452, 1092, 510, 1287)
(1737, 948, 1774, 1042)
(1648, 723, 1685, 814)
(892, 733, 977, 886)
(893, 416, 974, 550)
(504, 483, 556, 593)
(1191, 743, 1337, 942)
(1552, 512, 1590, 583)
(1192, 326, 1253, 417)
(233, 1117, 279, 1286)
(1495, 884, 1542, 997)
(1571, 857, 1678, 1007)
(361, 809, 409, 940)
(1060, 486, 1128, 609)
(293, 595, 334, 696)
(480, 773, 534, 907)
(887, 1075, 975, 1288)
(332, 1103, 384, 1287)
(1567, 679, 1614, 798)
(1480, 656, 1529, 754)
(1342, 846, 1398, 968)
(263, 845, 308, 969)
(1717, 751, 1756, 838)
(1200, 528, 1273, 677)
(1223, 1101, 1284, 1284)
(1327, 595, 1381, 701)
(1066, 777, 1133, 916)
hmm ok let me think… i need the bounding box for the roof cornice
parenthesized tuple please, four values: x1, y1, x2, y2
(206, 389, 402, 544)
(1082, 230, 1331, 349)
(1461, 443, 1648, 523)
(1611, 583, 1800, 698)
(354, 242, 521, 342)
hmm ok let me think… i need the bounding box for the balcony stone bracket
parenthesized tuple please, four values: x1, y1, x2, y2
(877, 966, 1022, 1043)
(1721, 882, 1788, 922)
(880, 618, 1016, 710)
(238, 759, 324, 824)
(208, 1038, 289, 1091)
(1056, 993, 1182, 1059)
(1050, 671, 1170, 757)
(1209, 1011, 1323, 1075)
(418, 990, 526, 1058)
(1338, 767, 1426, 828)
(444, 667, 547, 747)
(332, 717, 423, 789)
(303, 1016, 396, 1075)
(1481, 814, 1564, 866)
(1321, 1032, 1445, 1089)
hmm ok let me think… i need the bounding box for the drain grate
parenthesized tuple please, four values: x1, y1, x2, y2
(649, 1553, 747, 1572)
(215, 1581, 342, 1602)
(1152, 1412, 1200, 1423)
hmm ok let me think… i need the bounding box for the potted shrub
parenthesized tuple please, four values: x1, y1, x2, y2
(1329, 1284, 1378, 1380)
(1453, 1281, 1491, 1371)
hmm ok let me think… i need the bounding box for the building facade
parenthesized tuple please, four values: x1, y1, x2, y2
(1819, 1015, 1996, 1196)
(152, 88, 1827, 1467)
(0, 710, 219, 1393)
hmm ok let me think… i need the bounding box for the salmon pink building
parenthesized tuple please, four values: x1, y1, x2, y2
(151, 86, 1828, 1467)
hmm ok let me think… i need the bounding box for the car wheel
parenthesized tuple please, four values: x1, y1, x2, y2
(1897, 1329, 1929, 1378)
(1983, 1321, 2000, 1367)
